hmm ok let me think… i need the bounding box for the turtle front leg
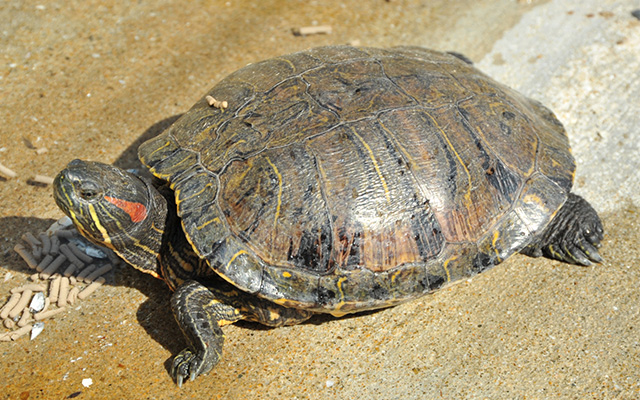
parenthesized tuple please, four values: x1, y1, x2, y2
(170, 280, 242, 387)
(170, 279, 313, 387)
(521, 193, 604, 265)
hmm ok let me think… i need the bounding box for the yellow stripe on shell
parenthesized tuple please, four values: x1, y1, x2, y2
(175, 183, 215, 216)
(329, 276, 349, 315)
(143, 139, 172, 159)
(350, 127, 391, 203)
(491, 230, 503, 263)
(275, 56, 296, 73)
(223, 139, 247, 160)
(196, 217, 221, 231)
(226, 250, 249, 270)
(422, 111, 473, 206)
(442, 256, 454, 283)
(265, 156, 283, 249)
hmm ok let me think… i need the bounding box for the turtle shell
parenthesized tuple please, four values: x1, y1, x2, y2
(139, 46, 574, 314)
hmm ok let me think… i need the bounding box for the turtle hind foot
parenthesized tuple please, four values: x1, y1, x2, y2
(521, 193, 604, 266)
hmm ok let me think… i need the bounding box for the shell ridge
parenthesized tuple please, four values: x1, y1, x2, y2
(374, 58, 421, 106)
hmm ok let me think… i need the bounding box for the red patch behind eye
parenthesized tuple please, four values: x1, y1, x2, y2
(104, 196, 148, 223)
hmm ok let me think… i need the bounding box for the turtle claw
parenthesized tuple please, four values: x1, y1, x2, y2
(568, 210, 604, 266)
(564, 243, 593, 266)
(171, 348, 206, 388)
(547, 220, 604, 266)
(577, 235, 604, 264)
(176, 375, 184, 389)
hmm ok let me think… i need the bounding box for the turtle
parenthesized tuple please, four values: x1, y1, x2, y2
(53, 45, 604, 386)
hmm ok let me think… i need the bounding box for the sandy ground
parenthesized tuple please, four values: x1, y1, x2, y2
(1, 0, 639, 399)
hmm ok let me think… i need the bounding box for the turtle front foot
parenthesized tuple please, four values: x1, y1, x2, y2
(170, 280, 242, 387)
(521, 193, 604, 266)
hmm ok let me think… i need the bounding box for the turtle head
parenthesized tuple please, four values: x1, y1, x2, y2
(54, 159, 167, 279)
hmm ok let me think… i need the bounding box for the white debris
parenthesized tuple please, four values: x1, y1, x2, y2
(29, 291, 46, 313)
(67, 238, 109, 259)
(46, 216, 73, 235)
(30, 322, 44, 340)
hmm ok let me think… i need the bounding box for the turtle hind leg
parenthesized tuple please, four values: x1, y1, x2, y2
(521, 193, 604, 266)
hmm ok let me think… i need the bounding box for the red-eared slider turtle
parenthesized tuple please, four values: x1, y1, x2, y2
(53, 45, 604, 386)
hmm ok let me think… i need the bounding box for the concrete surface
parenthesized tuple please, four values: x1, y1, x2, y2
(477, 0, 640, 214)
(1, 0, 639, 399)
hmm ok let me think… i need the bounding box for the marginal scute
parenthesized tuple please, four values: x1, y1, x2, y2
(138, 135, 181, 180)
(259, 265, 319, 307)
(174, 167, 218, 217)
(223, 57, 298, 94)
(476, 209, 531, 266)
(276, 52, 325, 74)
(389, 46, 470, 65)
(304, 45, 370, 63)
(207, 238, 264, 294)
(314, 259, 452, 313)
(513, 172, 568, 237)
(429, 242, 478, 284)
(316, 268, 376, 312)
(178, 194, 230, 262)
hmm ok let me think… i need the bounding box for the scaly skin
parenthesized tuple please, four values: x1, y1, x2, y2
(521, 193, 604, 265)
(170, 279, 311, 387)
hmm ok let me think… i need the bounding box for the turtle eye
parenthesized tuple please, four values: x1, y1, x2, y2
(77, 182, 101, 201)
(80, 188, 99, 200)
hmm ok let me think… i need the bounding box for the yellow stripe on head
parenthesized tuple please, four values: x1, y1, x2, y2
(88, 204, 112, 244)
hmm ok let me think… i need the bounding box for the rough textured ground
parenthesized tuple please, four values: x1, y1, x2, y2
(1, 0, 639, 399)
